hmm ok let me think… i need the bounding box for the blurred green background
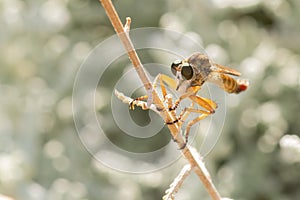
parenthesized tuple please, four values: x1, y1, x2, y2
(1, 0, 300, 200)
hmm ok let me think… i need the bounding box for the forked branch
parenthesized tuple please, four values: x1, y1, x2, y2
(99, 0, 223, 199)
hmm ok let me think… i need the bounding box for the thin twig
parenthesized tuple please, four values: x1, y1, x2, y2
(163, 164, 192, 200)
(99, 1, 222, 199)
(99, 0, 184, 149)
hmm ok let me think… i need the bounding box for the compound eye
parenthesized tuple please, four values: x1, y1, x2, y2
(171, 60, 182, 76)
(181, 63, 193, 80)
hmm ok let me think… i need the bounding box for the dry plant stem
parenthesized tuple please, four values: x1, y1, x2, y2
(100, 0, 151, 91)
(114, 91, 221, 200)
(99, 0, 222, 199)
(163, 164, 192, 200)
(99, 0, 182, 144)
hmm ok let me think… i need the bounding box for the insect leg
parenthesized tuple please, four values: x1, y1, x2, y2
(188, 95, 218, 112)
(171, 86, 201, 111)
(130, 74, 177, 110)
(129, 95, 148, 110)
(153, 74, 177, 99)
(183, 107, 211, 143)
(180, 95, 217, 147)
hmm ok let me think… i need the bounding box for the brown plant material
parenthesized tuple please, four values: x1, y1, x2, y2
(163, 164, 192, 200)
(99, 0, 224, 199)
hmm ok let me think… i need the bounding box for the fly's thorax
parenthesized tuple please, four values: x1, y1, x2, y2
(187, 53, 212, 86)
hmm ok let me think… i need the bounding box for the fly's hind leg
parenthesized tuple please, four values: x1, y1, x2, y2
(184, 111, 210, 147)
(180, 95, 217, 147)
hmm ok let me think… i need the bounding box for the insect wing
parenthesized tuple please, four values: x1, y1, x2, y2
(212, 63, 241, 77)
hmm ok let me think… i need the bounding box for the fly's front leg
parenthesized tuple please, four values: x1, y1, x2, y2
(153, 74, 183, 143)
(153, 74, 177, 101)
(129, 95, 148, 110)
(155, 74, 180, 125)
(130, 74, 177, 111)
(153, 73, 178, 112)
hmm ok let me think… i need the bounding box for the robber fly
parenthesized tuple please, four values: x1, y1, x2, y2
(171, 52, 248, 95)
(130, 52, 249, 148)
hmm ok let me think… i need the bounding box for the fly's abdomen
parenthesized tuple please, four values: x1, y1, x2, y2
(220, 74, 248, 94)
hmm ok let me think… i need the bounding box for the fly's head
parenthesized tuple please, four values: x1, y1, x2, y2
(171, 53, 212, 94)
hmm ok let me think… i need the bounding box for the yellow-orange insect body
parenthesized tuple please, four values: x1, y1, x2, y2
(172, 52, 249, 96)
(129, 52, 249, 148)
